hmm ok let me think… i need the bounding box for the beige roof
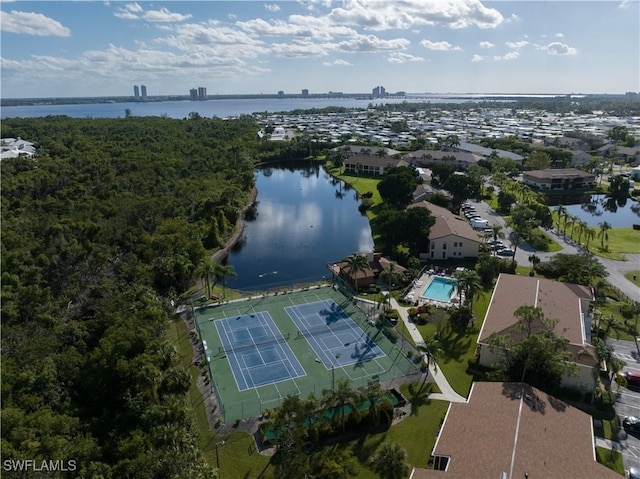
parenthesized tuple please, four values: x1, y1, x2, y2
(478, 274, 592, 346)
(411, 382, 621, 479)
(408, 201, 481, 243)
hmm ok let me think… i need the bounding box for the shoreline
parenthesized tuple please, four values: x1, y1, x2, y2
(211, 185, 258, 265)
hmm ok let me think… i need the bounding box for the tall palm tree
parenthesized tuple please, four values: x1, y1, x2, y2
(565, 214, 578, 239)
(343, 253, 369, 293)
(555, 204, 567, 235)
(453, 269, 482, 309)
(575, 220, 588, 246)
(598, 221, 612, 250)
(528, 254, 541, 275)
(491, 224, 505, 243)
(510, 231, 523, 267)
(585, 227, 597, 251)
(323, 377, 357, 433)
(362, 381, 385, 428)
(214, 264, 237, 298)
(417, 336, 443, 384)
(195, 258, 217, 299)
(380, 261, 403, 293)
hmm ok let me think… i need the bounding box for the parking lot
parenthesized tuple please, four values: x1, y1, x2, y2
(610, 338, 640, 475)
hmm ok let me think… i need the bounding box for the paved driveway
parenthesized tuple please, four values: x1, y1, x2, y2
(466, 198, 640, 300)
(610, 338, 640, 474)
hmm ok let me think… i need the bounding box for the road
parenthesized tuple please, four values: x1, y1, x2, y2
(466, 198, 640, 300)
(610, 339, 640, 475)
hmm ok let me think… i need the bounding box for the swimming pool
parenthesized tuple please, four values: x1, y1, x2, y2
(421, 277, 458, 302)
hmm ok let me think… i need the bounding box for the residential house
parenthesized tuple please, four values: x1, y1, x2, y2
(410, 382, 621, 479)
(522, 168, 596, 190)
(402, 150, 478, 170)
(450, 141, 524, 164)
(406, 201, 481, 261)
(570, 150, 592, 167)
(330, 252, 406, 291)
(477, 274, 597, 392)
(343, 155, 408, 176)
(1, 137, 36, 160)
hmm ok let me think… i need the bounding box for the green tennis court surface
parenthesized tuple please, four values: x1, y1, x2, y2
(194, 285, 419, 421)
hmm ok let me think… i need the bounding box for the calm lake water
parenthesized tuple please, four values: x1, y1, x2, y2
(224, 164, 374, 291)
(558, 194, 640, 228)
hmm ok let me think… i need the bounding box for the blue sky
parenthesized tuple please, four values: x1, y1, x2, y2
(1, 1, 638, 98)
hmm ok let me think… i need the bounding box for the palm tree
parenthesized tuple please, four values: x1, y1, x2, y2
(343, 253, 369, 294)
(362, 381, 385, 428)
(214, 264, 237, 298)
(370, 442, 411, 479)
(510, 231, 523, 267)
(575, 220, 588, 246)
(323, 377, 357, 433)
(453, 269, 482, 309)
(528, 254, 540, 275)
(513, 305, 545, 382)
(565, 214, 578, 239)
(491, 224, 505, 243)
(555, 204, 567, 235)
(417, 336, 443, 385)
(195, 258, 217, 299)
(598, 221, 612, 250)
(379, 261, 403, 293)
(585, 227, 596, 251)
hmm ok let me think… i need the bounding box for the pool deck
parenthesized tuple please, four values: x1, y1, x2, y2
(403, 271, 459, 307)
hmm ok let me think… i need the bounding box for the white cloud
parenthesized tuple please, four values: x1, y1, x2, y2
(505, 40, 529, 49)
(322, 58, 353, 66)
(479, 41, 494, 49)
(554, 32, 564, 38)
(271, 39, 332, 58)
(264, 4, 281, 12)
(420, 39, 462, 51)
(387, 52, 424, 63)
(114, 3, 191, 22)
(471, 54, 484, 62)
(619, 0, 631, 8)
(543, 42, 577, 56)
(337, 34, 410, 53)
(494, 51, 519, 61)
(144, 7, 192, 23)
(0, 10, 71, 36)
(327, 0, 504, 30)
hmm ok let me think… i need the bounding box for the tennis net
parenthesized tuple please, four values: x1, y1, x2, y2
(296, 318, 358, 337)
(219, 332, 290, 354)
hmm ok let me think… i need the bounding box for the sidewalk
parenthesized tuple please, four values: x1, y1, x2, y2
(389, 296, 467, 403)
(595, 436, 623, 453)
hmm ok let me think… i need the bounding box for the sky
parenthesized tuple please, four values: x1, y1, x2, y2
(1, 0, 639, 98)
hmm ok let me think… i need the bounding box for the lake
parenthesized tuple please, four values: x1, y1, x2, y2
(557, 194, 640, 228)
(224, 164, 374, 291)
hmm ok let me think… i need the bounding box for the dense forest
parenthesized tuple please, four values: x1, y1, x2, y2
(0, 116, 266, 478)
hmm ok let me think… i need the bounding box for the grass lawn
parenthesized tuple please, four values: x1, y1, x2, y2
(592, 227, 640, 260)
(167, 316, 272, 475)
(595, 447, 625, 475)
(593, 299, 638, 341)
(413, 289, 491, 398)
(625, 270, 640, 288)
(328, 382, 449, 478)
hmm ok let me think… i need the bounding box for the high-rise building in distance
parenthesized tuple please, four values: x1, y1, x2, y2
(133, 85, 140, 100)
(301, 89, 309, 97)
(372, 85, 386, 97)
(140, 85, 147, 101)
(190, 88, 198, 101)
(198, 87, 207, 100)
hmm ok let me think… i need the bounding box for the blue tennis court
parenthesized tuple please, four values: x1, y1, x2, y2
(286, 299, 385, 369)
(214, 311, 306, 391)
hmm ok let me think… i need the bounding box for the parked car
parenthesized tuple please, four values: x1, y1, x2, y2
(496, 248, 515, 256)
(628, 467, 640, 479)
(491, 243, 506, 251)
(623, 370, 640, 387)
(623, 416, 640, 433)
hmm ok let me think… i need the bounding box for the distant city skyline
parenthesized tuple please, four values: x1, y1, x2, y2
(1, 1, 639, 99)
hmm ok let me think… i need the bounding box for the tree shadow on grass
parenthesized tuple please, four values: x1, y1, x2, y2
(406, 382, 434, 416)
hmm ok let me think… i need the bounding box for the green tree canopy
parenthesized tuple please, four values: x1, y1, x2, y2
(377, 166, 420, 209)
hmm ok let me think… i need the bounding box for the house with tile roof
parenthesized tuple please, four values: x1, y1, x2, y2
(522, 168, 596, 190)
(406, 201, 481, 260)
(343, 155, 408, 176)
(477, 274, 597, 392)
(410, 382, 621, 479)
